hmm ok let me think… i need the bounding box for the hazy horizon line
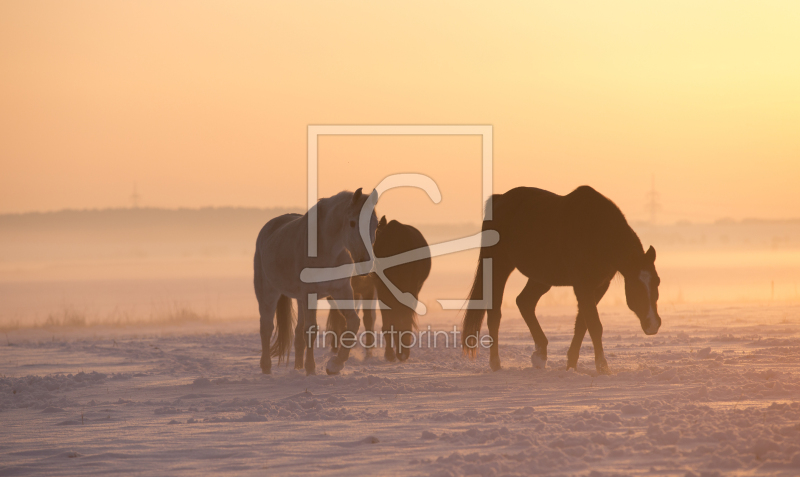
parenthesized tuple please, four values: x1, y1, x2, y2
(1, 206, 800, 227)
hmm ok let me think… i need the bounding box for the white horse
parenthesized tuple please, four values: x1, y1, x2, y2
(253, 189, 378, 375)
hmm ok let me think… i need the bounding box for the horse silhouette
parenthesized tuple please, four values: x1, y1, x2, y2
(326, 216, 431, 362)
(253, 188, 378, 375)
(462, 186, 661, 374)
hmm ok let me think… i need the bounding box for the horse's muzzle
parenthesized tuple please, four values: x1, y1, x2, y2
(642, 315, 661, 335)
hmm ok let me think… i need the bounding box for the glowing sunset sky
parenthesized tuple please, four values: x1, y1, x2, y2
(1, 1, 798, 224)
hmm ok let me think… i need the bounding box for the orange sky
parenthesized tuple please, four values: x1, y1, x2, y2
(1, 1, 799, 224)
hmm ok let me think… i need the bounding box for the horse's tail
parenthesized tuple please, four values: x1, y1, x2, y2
(461, 249, 488, 357)
(462, 197, 500, 357)
(271, 295, 296, 363)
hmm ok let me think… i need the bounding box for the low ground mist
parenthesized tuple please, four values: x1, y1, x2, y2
(1, 208, 799, 330)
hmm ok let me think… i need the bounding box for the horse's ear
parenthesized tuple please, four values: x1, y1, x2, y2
(646, 246, 656, 263)
(379, 215, 387, 227)
(352, 188, 363, 204)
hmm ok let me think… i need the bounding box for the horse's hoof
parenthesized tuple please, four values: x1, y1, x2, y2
(260, 358, 271, 374)
(530, 352, 547, 369)
(595, 359, 610, 375)
(565, 362, 578, 371)
(326, 358, 344, 375)
(490, 356, 502, 371)
(305, 362, 316, 376)
(384, 349, 396, 362)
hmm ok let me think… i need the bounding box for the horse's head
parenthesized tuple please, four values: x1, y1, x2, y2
(343, 188, 378, 270)
(624, 245, 661, 335)
(376, 214, 389, 237)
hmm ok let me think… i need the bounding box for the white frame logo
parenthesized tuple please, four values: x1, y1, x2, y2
(303, 125, 497, 314)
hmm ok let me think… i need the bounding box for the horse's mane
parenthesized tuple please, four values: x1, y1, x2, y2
(314, 191, 358, 220)
(321, 190, 356, 208)
(310, 191, 355, 235)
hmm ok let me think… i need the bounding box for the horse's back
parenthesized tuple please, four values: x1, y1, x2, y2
(490, 185, 614, 217)
(486, 186, 633, 284)
(254, 213, 303, 287)
(564, 185, 626, 221)
(256, 213, 303, 248)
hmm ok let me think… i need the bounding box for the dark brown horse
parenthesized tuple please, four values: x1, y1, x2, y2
(461, 186, 661, 374)
(327, 216, 431, 361)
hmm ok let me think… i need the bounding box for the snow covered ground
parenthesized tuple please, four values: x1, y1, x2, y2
(1, 303, 799, 476)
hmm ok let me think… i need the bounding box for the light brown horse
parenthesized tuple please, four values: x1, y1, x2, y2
(253, 189, 378, 375)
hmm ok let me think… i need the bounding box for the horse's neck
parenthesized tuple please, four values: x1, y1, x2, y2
(312, 201, 350, 266)
(616, 225, 644, 278)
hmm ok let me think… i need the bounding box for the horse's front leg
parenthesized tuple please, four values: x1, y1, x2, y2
(299, 300, 318, 375)
(566, 316, 587, 370)
(575, 286, 608, 374)
(568, 280, 610, 370)
(325, 289, 360, 375)
(361, 291, 377, 359)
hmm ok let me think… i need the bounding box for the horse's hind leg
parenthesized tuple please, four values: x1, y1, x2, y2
(516, 280, 551, 369)
(294, 303, 306, 370)
(567, 280, 610, 370)
(573, 282, 611, 374)
(256, 291, 280, 374)
(360, 288, 377, 358)
(487, 263, 514, 371)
